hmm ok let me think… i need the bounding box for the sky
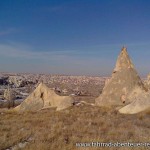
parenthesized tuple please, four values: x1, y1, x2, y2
(0, 0, 150, 77)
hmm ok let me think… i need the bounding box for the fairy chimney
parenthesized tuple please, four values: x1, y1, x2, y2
(4, 86, 16, 101)
(4, 86, 16, 108)
(95, 47, 146, 107)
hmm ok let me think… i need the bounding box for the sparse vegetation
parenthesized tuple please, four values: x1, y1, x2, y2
(0, 105, 149, 150)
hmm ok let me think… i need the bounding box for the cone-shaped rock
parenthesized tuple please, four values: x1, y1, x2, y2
(95, 47, 146, 106)
(14, 83, 74, 112)
(119, 87, 150, 114)
(144, 73, 150, 90)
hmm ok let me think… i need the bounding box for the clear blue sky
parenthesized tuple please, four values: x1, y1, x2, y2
(0, 0, 150, 76)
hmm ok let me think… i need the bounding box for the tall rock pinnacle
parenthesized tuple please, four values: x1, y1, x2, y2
(95, 47, 146, 107)
(114, 47, 134, 72)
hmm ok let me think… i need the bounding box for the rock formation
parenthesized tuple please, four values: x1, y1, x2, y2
(119, 86, 150, 114)
(95, 47, 146, 107)
(4, 86, 16, 108)
(14, 83, 74, 112)
(4, 87, 16, 101)
(8, 76, 26, 88)
(144, 73, 150, 90)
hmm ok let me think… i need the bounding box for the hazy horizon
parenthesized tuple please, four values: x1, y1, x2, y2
(0, 0, 150, 77)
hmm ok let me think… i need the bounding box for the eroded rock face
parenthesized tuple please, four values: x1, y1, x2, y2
(14, 83, 74, 112)
(3, 87, 16, 108)
(144, 74, 150, 90)
(4, 87, 16, 101)
(95, 47, 146, 107)
(8, 76, 26, 88)
(119, 87, 150, 114)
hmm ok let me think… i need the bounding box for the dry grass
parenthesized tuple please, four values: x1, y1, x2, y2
(0, 104, 150, 150)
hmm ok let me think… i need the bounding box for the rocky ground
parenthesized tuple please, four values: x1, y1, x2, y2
(0, 72, 149, 150)
(0, 105, 150, 150)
